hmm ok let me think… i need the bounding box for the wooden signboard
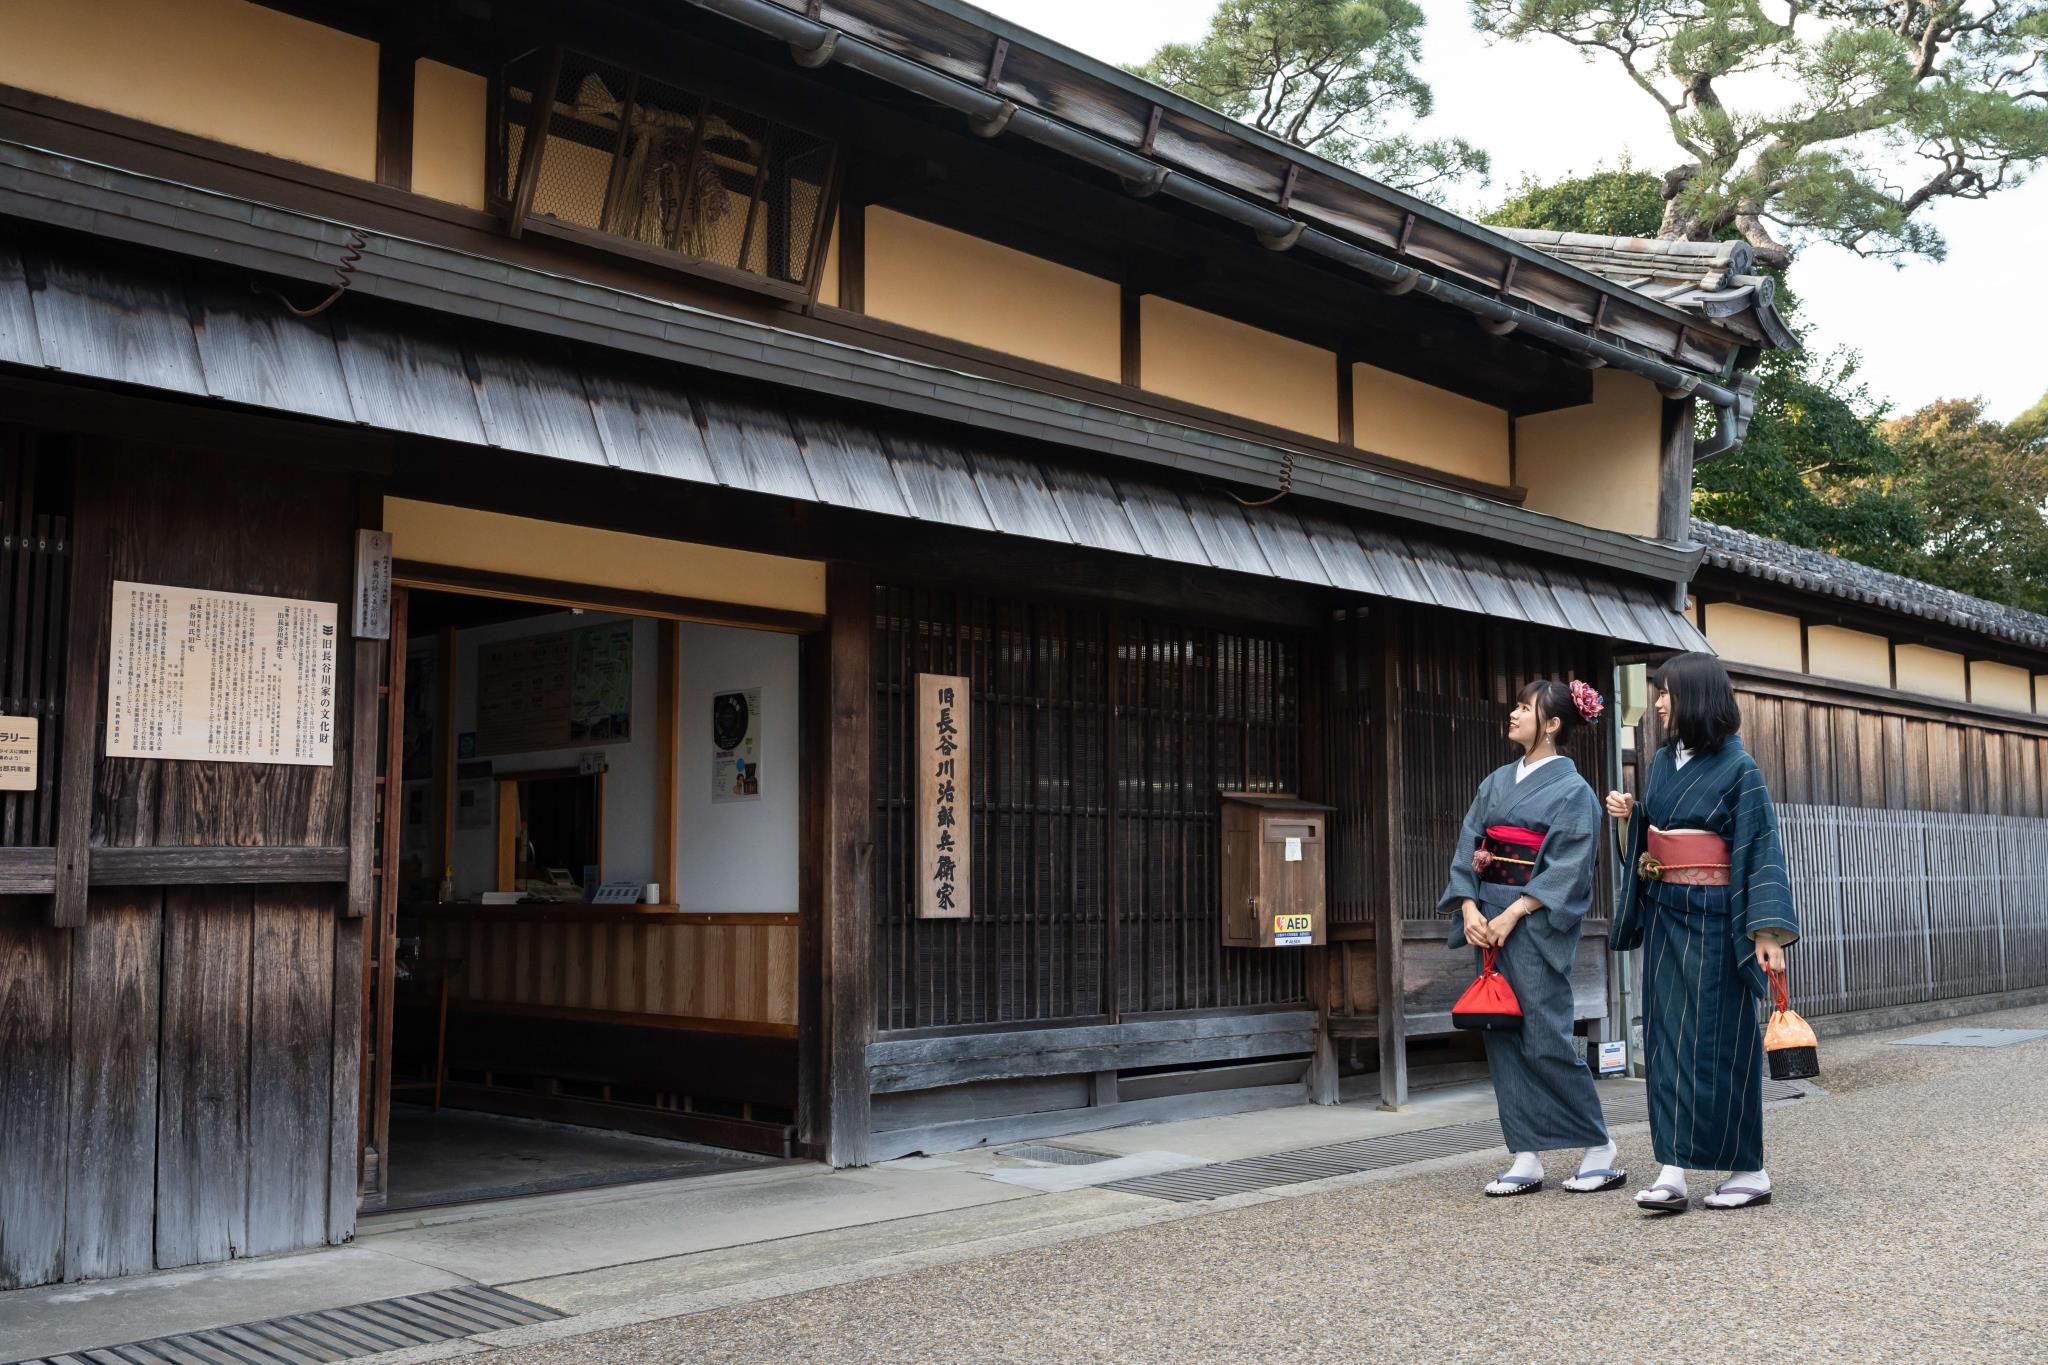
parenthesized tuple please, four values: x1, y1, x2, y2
(105, 580, 338, 766)
(916, 673, 970, 920)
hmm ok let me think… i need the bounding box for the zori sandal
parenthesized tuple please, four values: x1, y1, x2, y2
(1705, 1183, 1771, 1210)
(1484, 1173, 1544, 1198)
(1634, 1183, 1689, 1214)
(1564, 1167, 1628, 1193)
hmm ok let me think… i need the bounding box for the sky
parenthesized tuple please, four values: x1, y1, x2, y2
(971, 0, 2047, 422)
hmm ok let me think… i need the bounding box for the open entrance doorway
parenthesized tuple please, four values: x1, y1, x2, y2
(360, 580, 806, 1212)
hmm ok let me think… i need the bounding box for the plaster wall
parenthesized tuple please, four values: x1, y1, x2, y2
(1350, 363, 1510, 486)
(411, 60, 487, 210)
(1970, 660, 2033, 713)
(1514, 370, 1663, 538)
(1140, 296, 1337, 440)
(1806, 625, 1892, 689)
(1894, 644, 1969, 701)
(1703, 602, 1804, 672)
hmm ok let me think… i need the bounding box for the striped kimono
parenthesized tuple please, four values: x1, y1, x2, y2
(1439, 757, 1609, 1154)
(1612, 736, 1799, 1171)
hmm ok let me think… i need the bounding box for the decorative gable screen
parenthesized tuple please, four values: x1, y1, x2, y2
(492, 50, 836, 295)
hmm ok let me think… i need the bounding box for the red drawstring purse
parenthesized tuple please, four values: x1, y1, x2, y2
(1452, 947, 1523, 1031)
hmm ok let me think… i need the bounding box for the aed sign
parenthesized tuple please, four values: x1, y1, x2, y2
(1593, 1040, 1627, 1076)
(1273, 912, 1313, 946)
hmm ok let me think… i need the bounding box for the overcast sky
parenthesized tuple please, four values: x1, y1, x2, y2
(972, 0, 2046, 422)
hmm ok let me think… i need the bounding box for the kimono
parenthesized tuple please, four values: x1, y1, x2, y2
(1612, 735, 1798, 1172)
(1438, 757, 1608, 1154)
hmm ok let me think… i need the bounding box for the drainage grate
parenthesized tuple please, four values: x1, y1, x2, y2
(1891, 1027, 2048, 1049)
(1101, 1079, 1807, 1203)
(10, 1285, 561, 1365)
(1002, 1144, 1114, 1166)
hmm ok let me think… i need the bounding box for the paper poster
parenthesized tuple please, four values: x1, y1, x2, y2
(477, 621, 632, 756)
(105, 580, 338, 766)
(711, 687, 761, 802)
(0, 716, 37, 791)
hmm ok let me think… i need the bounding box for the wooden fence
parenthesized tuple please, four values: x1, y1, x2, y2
(1778, 804, 2048, 1017)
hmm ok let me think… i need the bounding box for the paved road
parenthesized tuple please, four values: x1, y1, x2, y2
(499, 1005, 2048, 1364)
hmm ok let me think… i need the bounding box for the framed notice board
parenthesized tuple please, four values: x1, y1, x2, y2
(476, 621, 632, 757)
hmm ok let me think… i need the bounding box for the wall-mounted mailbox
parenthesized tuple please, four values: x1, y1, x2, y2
(1220, 793, 1332, 948)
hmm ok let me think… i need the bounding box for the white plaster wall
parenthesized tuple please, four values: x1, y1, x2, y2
(675, 623, 800, 913)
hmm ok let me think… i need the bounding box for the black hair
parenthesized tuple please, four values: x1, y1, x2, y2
(1517, 678, 1586, 751)
(1648, 651, 1742, 754)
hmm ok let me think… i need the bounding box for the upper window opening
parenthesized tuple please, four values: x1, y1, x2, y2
(494, 51, 836, 290)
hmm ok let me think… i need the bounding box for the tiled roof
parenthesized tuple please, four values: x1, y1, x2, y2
(1493, 229, 1796, 350)
(1693, 520, 2048, 651)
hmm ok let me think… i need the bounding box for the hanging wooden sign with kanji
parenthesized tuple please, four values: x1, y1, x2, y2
(916, 673, 971, 920)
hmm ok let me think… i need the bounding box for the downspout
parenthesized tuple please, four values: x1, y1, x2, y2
(683, 0, 1760, 453)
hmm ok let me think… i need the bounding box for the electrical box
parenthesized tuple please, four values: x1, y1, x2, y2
(1219, 793, 1332, 948)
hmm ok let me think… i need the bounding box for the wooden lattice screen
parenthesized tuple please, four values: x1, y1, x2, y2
(0, 430, 71, 848)
(872, 583, 1305, 1033)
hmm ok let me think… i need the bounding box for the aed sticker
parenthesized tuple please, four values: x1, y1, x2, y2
(1273, 932, 1313, 947)
(1273, 914, 1312, 935)
(1284, 836, 1303, 862)
(1594, 1040, 1627, 1076)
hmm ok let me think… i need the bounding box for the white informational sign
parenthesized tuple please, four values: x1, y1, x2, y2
(710, 687, 762, 802)
(354, 529, 393, 639)
(105, 580, 339, 767)
(0, 715, 37, 791)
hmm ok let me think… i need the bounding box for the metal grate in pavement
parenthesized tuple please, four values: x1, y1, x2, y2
(1002, 1144, 1115, 1166)
(9, 1286, 561, 1365)
(1891, 1027, 2048, 1049)
(1100, 1078, 1807, 1203)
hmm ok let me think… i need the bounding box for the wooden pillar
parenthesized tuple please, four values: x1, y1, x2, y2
(1303, 620, 1339, 1105)
(1371, 605, 1407, 1109)
(822, 564, 873, 1166)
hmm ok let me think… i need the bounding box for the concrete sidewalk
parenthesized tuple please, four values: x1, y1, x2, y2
(7, 1003, 2034, 1363)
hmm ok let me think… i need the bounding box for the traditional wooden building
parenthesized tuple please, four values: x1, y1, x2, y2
(1678, 522, 2048, 1020)
(0, 0, 1778, 1289)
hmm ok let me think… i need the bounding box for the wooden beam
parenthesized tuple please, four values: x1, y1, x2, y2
(823, 563, 874, 1166)
(436, 626, 457, 883)
(838, 198, 865, 313)
(796, 630, 827, 1157)
(391, 560, 823, 634)
(1657, 396, 1697, 609)
(375, 39, 415, 191)
(1370, 605, 1407, 1108)
(87, 846, 350, 884)
(505, 46, 561, 238)
(51, 476, 108, 928)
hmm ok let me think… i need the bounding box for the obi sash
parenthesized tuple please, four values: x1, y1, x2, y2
(1639, 827, 1731, 886)
(1472, 824, 1544, 886)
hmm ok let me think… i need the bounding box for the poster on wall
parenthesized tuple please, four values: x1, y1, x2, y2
(477, 621, 631, 756)
(105, 580, 338, 766)
(916, 673, 970, 919)
(710, 687, 762, 802)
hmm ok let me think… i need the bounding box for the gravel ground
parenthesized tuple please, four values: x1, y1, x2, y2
(498, 1005, 2048, 1364)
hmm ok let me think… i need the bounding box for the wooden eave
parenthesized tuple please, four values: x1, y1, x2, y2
(770, 0, 1752, 377)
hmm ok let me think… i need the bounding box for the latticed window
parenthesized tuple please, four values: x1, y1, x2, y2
(492, 50, 836, 293)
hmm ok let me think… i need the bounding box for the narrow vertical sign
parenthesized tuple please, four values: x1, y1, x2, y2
(354, 529, 393, 639)
(917, 673, 970, 920)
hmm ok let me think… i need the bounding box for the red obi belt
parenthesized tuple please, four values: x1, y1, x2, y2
(1473, 825, 1544, 886)
(1638, 828, 1732, 886)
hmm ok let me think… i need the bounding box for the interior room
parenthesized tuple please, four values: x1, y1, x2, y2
(375, 587, 802, 1210)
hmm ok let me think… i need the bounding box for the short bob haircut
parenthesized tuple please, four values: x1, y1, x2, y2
(1648, 651, 1742, 755)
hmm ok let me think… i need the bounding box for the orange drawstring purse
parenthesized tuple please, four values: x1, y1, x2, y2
(1764, 965, 1819, 1079)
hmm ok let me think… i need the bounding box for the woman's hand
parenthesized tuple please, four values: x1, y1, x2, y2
(1461, 901, 1491, 947)
(1754, 937, 1787, 973)
(1604, 790, 1634, 821)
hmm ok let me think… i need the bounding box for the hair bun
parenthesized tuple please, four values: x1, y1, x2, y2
(1570, 679, 1604, 724)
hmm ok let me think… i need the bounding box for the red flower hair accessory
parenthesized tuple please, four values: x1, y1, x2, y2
(1570, 680, 1604, 724)
(1471, 848, 1494, 874)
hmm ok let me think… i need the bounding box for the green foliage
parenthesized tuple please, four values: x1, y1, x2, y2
(1886, 398, 2048, 614)
(1482, 165, 1665, 236)
(1470, 0, 2048, 261)
(1131, 0, 1489, 198)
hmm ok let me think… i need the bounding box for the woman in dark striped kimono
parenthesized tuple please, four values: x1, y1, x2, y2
(1440, 678, 1623, 1198)
(1607, 652, 1798, 1214)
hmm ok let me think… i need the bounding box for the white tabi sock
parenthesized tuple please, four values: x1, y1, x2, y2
(1705, 1168, 1771, 1207)
(1636, 1163, 1687, 1202)
(1564, 1138, 1619, 1190)
(1486, 1150, 1543, 1192)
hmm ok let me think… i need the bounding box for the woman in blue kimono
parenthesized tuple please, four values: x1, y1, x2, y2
(1440, 678, 1623, 1197)
(1606, 651, 1797, 1214)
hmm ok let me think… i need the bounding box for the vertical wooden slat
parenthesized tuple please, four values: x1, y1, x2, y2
(62, 889, 160, 1282)
(0, 905, 71, 1289)
(655, 620, 680, 903)
(155, 887, 253, 1270)
(247, 888, 334, 1256)
(1371, 605, 1407, 1108)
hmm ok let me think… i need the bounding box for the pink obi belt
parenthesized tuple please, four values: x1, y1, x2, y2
(1473, 824, 1544, 886)
(1638, 828, 1731, 886)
